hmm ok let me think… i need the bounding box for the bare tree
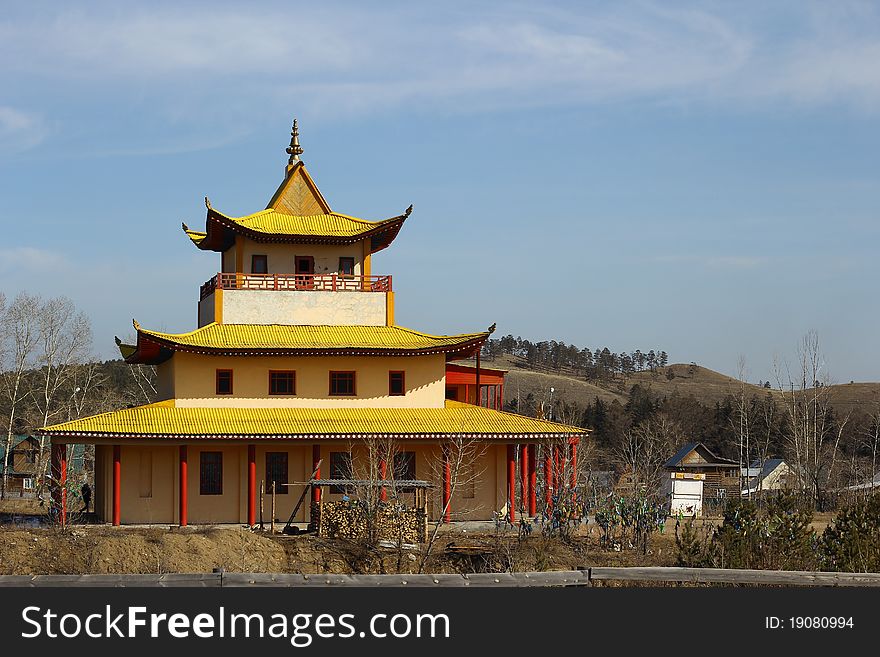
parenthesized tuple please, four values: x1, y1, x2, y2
(774, 332, 849, 506)
(859, 404, 880, 491)
(32, 297, 93, 484)
(732, 355, 752, 497)
(418, 436, 487, 573)
(1, 292, 40, 499)
(614, 414, 681, 500)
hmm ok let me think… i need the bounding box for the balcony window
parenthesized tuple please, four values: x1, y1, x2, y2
(339, 257, 355, 277)
(269, 371, 296, 395)
(251, 254, 268, 274)
(330, 371, 356, 396)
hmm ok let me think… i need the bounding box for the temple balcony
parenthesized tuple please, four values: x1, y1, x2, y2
(198, 272, 394, 327)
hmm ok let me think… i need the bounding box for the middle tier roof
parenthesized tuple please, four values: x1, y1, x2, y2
(121, 323, 491, 363)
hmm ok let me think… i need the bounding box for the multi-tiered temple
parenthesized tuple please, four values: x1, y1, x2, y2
(40, 122, 585, 526)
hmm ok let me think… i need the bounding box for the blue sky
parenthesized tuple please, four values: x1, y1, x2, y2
(1, 0, 879, 383)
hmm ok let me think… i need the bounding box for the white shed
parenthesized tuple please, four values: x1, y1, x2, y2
(664, 472, 705, 517)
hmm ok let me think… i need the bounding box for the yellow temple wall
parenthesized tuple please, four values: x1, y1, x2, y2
(167, 352, 447, 408)
(156, 358, 175, 401)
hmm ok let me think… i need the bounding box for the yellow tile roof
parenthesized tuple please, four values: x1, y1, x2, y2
(214, 209, 403, 238)
(39, 400, 587, 439)
(132, 322, 489, 357)
(185, 205, 410, 252)
(183, 227, 207, 247)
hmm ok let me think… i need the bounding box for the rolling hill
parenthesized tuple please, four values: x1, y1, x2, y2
(467, 355, 880, 417)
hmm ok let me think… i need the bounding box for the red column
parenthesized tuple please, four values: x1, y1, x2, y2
(519, 445, 528, 515)
(442, 446, 451, 523)
(179, 445, 188, 527)
(475, 351, 481, 406)
(507, 444, 516, 523)
(543, 445, 553, 509)
(60, 447, 67, 527)
(311, 445, 321, 503)
(247, 444, 256, 526)
(527, 444, 537, 516)
(379, 458, 388, 502)
(112, 445, 121, 526)
(51, 443, 67, 527)
(569, 438, 578, 490)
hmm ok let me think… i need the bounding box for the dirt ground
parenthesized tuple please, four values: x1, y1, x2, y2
(0, 509, 841, 576)
(0, 522, 680, 576)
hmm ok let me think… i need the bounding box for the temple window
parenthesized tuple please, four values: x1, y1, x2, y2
(389, 371, 405, 396)
(269, 371, 296, 395)
(394, 451, 416, 492)
(329, 371, 356, 396)
(339, 256, 355, 276)
(216, 369, 233, 395)
(199, 452, 223, 495)
(251, 254, 268, 274)
(266, 452, 288, 495)
(329, 451, 352, 494)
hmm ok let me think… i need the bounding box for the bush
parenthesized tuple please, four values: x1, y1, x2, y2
(674, 518, 716, 567)
(762, 493, 815, 570)
(675, 494, 816, 570)
(595, 493, 666, 554)
(820, 494, 880, 572)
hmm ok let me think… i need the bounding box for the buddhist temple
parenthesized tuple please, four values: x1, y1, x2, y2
(38, 120, 586, 527)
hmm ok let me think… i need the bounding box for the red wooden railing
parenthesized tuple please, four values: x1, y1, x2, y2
(200, 273, 392, 300)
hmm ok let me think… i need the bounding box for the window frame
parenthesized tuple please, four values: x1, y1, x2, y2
(329, 451, 353, 494)
(389, 370, 405, 396)
(393, 451, 417, 493)
(265, 452, 289, 495)
(199, 451, 223, 496)
(338, 256, 355, 277)
(251, 254, 268, 274)
(329, 370, 357, 396)
(268, 370, 297, 396)
(216, 369, 233, 395)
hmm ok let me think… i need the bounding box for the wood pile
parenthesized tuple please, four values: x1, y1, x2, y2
(311, 501, 427, 543)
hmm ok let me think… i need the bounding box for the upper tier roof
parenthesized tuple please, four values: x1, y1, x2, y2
(183, 161, 410, 253)
(119, 322, 491, 364)
(38, 400, 587, 440)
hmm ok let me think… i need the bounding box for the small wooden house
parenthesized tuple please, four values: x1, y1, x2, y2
(0, 436, 40, 496)
(741, 459, 792, 496)
(664, 442, 740, 501)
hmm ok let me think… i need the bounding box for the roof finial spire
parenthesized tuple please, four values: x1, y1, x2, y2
(286, 118, 304, 167)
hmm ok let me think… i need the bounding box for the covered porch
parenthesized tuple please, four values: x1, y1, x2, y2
(49, 436, 582, 528)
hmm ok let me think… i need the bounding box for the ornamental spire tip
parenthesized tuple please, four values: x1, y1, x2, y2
(286, 118, 304, 166)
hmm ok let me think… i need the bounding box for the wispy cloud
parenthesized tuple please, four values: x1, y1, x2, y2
(1, 1, 879, 157)
(0, 107, 48, 152)
(0, 247, 68, 272)
(654, 254, 768, 269)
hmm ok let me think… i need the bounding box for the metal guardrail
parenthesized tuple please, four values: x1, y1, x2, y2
(1, 567, 879, 587)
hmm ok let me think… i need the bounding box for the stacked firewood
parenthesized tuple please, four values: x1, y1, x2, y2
(311, 500, 427, 543)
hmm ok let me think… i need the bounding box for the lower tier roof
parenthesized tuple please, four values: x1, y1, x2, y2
(38, 400, 586, 441)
